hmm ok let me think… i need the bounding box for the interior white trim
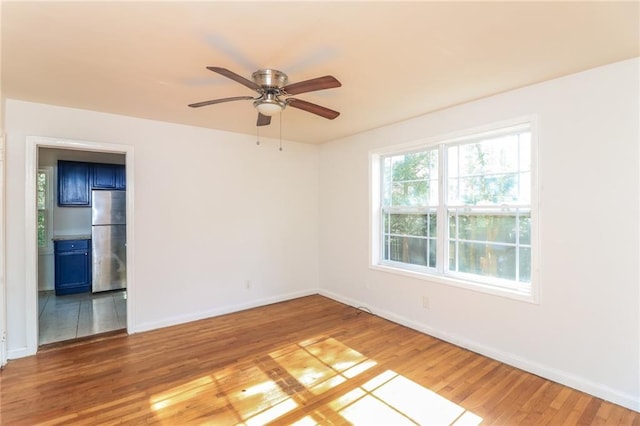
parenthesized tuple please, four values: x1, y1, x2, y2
(0, 132, 6, 367)
(25, 136, 135, 356)
(135, 289, 318, 333)
(636, 65, 640, 415)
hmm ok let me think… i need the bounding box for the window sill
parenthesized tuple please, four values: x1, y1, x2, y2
(370, 263, 538, 304)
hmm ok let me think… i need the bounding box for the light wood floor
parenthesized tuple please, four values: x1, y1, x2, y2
(1, 295, 638, 425)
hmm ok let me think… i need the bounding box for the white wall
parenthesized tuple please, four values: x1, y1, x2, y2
(318, 58, 640, 410)
(5, 100, 319, 354)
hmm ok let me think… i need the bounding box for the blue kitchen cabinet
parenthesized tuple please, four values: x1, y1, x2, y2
(91, 163, 126, 190)
(54, 239, 91, 295)
(92, 163, 118, 189)
(59, 161, 126, 206)
(58, 161, 91, 206)
(115, 165, 126, 190)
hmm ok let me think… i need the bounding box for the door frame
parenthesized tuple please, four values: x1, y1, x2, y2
(25, 136, 135, 355)
(1, 134, 6, 367)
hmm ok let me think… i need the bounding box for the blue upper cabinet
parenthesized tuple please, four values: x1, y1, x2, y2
(58, 161, 91, 206)
(58, 161, 126, 206)
(115, 165, 126, 190)
(92, 163, 126, 190)
(92, 163, 118, 189)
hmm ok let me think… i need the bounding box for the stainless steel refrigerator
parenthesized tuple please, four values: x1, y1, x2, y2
(91, 190, 127, 292)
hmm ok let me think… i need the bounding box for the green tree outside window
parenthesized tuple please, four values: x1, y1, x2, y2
(37, 170, 48, 248)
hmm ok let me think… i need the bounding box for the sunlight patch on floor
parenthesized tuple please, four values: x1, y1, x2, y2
(372, 373, 466, 424)
(244, 397, 298, 426)
(290, 415, 319, 426)
(331, 370, 483, 425)
(148, 335, 482, 425)
(340, 394, 417, 425)
(241, 380, 281, 397)
(343, 359, 377, 379)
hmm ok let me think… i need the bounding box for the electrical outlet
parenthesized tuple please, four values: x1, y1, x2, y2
(422, 296, 430, 309)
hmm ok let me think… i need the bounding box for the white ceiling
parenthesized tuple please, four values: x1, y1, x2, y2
(2, 1, 638, 144)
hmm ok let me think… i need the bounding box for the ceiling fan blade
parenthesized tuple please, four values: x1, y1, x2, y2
(283, 75, 341, 95)
(257, 113, 271, 126)
(206, 67, 260, 91)
(287, 98, 340, 120)
(188, 96, 254, 108)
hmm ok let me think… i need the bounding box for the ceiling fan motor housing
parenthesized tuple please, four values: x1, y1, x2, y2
(252, 69, 288, 89)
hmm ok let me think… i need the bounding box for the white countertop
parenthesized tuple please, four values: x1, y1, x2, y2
(52, 234, 91, 241)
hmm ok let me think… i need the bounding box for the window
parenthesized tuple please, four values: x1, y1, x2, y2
(382, 149, 439, 268)
(37, 168, 53, 250)
(372, 119, 537, 301)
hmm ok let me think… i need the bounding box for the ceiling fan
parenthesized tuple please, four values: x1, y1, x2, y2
(188, 67, 341, 126)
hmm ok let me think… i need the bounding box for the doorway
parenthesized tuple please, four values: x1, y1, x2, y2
(25, 136, 135, 355)
(37, 147, 127, 345)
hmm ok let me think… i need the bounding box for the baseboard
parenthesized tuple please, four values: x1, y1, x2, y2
(7, 346, 30, 360)
(319, 289, 639, 413)
(134, 288, 319, 333)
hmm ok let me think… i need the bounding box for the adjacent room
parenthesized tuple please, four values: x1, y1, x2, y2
(1, 1, 638, 423)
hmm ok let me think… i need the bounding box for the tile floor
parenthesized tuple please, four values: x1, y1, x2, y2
(38, 290, 127, 345)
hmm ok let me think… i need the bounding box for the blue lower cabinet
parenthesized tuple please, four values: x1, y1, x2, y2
(54, 239, 91, 295)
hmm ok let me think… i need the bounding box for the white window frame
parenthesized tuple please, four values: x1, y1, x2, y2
(370, 116, 539, 303)
(37, 167, 54, 255)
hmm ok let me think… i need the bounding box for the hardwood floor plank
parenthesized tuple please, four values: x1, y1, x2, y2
(577, 396, 604, 425)
(1, 295, 638, 424)
(546, 389, 584, 425)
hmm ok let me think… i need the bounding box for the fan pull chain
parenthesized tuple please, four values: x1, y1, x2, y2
(256, 125, 260, 146)
(279, 113, 283, 152)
